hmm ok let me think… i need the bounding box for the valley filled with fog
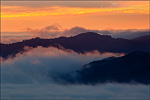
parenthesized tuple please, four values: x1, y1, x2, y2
(1, 47, 149, 99)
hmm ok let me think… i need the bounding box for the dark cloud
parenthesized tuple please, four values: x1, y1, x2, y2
(42, 23, 62, 31)
(26, 23, 62, 38)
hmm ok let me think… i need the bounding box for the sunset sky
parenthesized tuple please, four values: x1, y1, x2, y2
(1, 2, 150, 99)
(1, 1, 149, 38)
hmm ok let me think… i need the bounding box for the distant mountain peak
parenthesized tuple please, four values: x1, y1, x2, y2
(75, 32, 99, 36)
(32, 37, 41, 40)
(79, 32, 99, 35)
(74, 32, 111, 38)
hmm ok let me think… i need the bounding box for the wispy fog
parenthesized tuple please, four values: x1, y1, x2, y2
(1, 46, 123, 84)
(1, 47, 148, 99)
(1, 83, 149, 99)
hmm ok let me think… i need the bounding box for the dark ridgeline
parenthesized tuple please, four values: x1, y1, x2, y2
(0, 38, 61, 58)
(54, 51, 150, 85)
(1, 32, 150, 85)
(0, 32, 150, 58)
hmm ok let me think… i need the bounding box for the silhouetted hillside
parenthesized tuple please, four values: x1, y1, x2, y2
(132, 35, 150, 41)
(132, 35, 150, 45)
(75, 51, 150, 85)
(54, 51, 150, 85)
(1, 32, 150, 58)
(0, 38, 61, 58)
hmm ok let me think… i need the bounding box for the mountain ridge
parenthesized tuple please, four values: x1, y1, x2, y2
(1, 32, 150, 59)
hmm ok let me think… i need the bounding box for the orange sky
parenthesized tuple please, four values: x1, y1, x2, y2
(1, 1, 149, 33)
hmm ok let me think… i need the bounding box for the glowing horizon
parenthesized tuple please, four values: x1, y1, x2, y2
(1, 1, 149, 32)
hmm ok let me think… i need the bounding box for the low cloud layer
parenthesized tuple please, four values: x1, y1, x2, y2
(1, 83, 149, 99)
(1, 46, 123, 84)
(1, 46, 148, 99)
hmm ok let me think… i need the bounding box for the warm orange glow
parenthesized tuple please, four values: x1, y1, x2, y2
(1, 6, 149, 18)
(1, 1, 149, 32)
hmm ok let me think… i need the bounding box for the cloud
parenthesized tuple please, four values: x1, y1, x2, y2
(26, 24, 90, 38)
(1, 24, 149, 44)
(27, 25, 149, 39)
(1, 46, 148, 99)
(2, 1, 148, 9)
(1, 36, 30, 44)
(2, 4, 149, 18)
(62, 26, 88, 36)
(108, 29, 150, 39)
(2, 1, 111, 8)
(27, 23, 62, 32)
(1, 83, 149, 99)
(1, 46, 123, 84)
(43, 23, 62, 31)
(26, 23, 63, 38)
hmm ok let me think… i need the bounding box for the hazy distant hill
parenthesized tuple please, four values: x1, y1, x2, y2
(1, 32, 150, 58)
(132, 35, 150, 43)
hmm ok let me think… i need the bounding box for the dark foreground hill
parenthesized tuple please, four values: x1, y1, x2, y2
(1, 32, 150, 58)
(55, 51, 150, 85)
